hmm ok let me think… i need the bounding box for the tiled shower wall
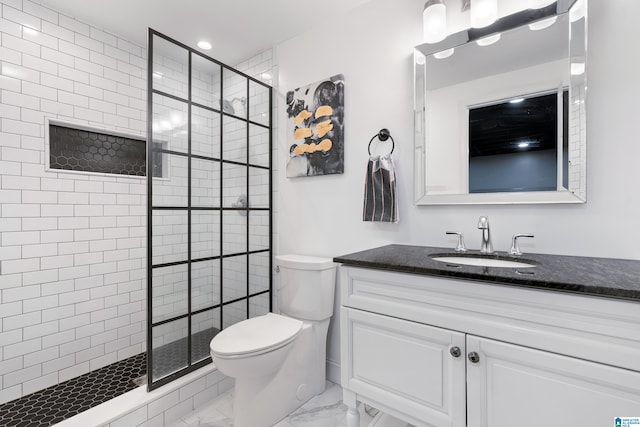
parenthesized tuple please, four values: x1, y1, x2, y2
(0, 0, 275, 405)
(0, 0, 147, 405)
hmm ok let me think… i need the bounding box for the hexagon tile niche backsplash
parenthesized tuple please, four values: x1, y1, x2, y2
(49, 124, 148, 176)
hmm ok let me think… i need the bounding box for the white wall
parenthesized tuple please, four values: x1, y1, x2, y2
(276, 0, 640, 379)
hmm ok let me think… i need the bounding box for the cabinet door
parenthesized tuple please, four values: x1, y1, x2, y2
(341, 307, 466, 427)
(466, 335, 640, 427)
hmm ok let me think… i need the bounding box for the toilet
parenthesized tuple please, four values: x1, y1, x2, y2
(209, 254, 337, 427)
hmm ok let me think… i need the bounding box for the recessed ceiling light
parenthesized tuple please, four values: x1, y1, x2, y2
(197, 40, 212, 50)
(518, 142, 530, 148)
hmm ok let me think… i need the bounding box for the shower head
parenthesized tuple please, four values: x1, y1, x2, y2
(221, 99, 234, 114)
(221, 97, 247, 115)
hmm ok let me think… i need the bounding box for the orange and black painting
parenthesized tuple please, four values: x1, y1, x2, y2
(286, 74, 344, 177)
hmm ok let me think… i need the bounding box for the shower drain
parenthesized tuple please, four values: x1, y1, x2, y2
(132, 375, 147, 386)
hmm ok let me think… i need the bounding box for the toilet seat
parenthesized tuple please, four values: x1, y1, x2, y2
(211, 313, 303, 358)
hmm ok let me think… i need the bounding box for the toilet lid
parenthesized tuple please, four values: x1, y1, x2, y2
(210, 313, 303, 357)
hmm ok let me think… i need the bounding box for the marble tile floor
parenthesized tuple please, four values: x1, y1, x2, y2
(167, 381, 382, 427)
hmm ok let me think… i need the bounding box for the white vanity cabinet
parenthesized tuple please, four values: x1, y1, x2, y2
(339, 266, 640, 427)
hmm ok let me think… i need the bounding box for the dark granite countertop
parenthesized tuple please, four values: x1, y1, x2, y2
(334, 244, 640, 302)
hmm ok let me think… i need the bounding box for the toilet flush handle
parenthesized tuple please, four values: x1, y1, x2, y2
(275, 266, 280, 273)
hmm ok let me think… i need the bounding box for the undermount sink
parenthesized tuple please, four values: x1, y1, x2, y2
(430, 255, 536, 268)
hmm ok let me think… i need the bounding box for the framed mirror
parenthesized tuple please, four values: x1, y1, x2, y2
(414, 0, 587, 205)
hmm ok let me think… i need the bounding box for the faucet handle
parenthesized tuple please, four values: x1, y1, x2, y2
(446, 231, 467, 252)
(509, 233, 534, 256)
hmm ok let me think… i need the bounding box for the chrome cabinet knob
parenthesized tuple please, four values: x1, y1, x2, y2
(468, 352, 480, 363)
(450, 346, 462, 358)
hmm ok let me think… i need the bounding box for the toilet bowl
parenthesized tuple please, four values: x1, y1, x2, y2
(210, 254, 336, 427)
(211, 313, 302, 379)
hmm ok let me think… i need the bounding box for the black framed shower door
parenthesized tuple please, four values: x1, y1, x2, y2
(146, 29, 273, 391)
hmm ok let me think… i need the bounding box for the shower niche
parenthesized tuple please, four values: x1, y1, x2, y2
(147, 30, 272, 390)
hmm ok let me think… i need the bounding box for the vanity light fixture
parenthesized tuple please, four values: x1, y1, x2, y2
(528, 16, 557, 30)
(470, 0, 498, 28)
(423, 0, 447, 43)
(528, 0, 556, 9)
(197, 40, 212, 50)
(509, 98, 525, 103)
(518, 142, 530, 148)
(433, 48, 455, 59)
(475, 33, 501, 46)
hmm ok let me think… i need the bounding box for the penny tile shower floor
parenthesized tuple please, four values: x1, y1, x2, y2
(0, 328, 217, 426)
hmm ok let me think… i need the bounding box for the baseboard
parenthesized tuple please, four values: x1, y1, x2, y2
(326, 358, 341, 385)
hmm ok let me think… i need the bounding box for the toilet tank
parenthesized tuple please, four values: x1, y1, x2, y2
(276, 254, 337, 321)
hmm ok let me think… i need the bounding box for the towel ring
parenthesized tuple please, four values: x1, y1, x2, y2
(368, 128, 395, 156)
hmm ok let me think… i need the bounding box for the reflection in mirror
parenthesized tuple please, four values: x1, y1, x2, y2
(469, 90, 568, 193)
(414, 0, 587, 205)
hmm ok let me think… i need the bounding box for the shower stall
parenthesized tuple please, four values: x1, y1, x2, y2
(146, 30, 273, 390)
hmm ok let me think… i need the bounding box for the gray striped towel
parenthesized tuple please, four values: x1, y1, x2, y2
(363, 154, 398, 223)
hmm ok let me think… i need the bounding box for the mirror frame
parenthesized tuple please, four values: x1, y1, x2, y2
(414, 0, 586, 205)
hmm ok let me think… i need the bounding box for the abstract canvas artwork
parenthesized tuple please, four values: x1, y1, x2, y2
(285, 74, 344, 177)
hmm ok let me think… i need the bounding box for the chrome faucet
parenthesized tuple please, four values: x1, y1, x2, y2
(509, 233, 534, 256)
(477, 216, 493, 254)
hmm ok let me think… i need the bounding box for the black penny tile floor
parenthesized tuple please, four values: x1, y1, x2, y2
(152, 326, 219, 381)
(0, 327, 218, 427)
(0, 352, 146, 427)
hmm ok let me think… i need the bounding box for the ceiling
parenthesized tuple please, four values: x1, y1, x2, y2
(39, 0, 373, 65)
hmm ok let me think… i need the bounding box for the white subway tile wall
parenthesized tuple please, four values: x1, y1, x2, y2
(191, 260, 221, 312)
(222, 255, 247, 304)
(0, 0, 275, 407)
(151, 264, 188, 324)
(0, 0, 146, 405)
(234, 50, 275, 322)
(191, 54, 221, 111)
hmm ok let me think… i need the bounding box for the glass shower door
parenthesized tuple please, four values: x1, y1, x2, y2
(147, 30, 272, 390)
